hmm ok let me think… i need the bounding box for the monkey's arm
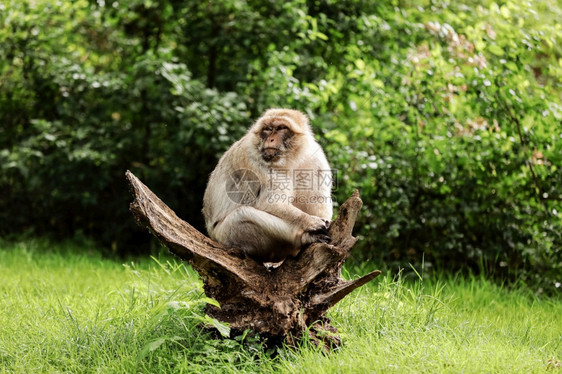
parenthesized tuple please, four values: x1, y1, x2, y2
(214, 206, 294, 243)
(254, 199, 330, 244)
(213, 204, 328, 262)
(256, 198, 323, 225)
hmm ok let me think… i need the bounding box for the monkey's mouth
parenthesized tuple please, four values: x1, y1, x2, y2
(261, 148, 282, 162)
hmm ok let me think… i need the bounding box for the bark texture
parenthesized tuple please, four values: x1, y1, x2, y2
(126, 170, 380, 346)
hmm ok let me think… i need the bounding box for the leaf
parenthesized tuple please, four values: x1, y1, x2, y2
(500, 5, 510, 18)
(505, 61, 518, 71)
(355, 59, 366, 70)
(202, 315, 231, 337)
(201, 297, 221, 308)
(137, 338, 166, 360)
(137, 336, 183, 361)
(488, 44, 504, 56)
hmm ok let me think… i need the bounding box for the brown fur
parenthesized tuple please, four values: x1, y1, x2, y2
(202, 109, 333, 263)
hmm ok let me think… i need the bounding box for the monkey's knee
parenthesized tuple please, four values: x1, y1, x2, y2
(214, 219, 263, 251)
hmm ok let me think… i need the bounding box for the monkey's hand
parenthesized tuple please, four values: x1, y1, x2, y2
(300, 216, 331, 246)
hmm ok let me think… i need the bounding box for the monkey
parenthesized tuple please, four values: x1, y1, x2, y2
(202, 108, 333, 263)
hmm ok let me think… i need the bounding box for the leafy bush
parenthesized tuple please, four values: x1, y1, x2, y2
(0, 0, 560, 292)
(314, 1, 562, 293)
(0, 0, 248, 250)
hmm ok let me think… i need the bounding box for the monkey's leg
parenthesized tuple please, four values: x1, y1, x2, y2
(214, 206, 299, 262)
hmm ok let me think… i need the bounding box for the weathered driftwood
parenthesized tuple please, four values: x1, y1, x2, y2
(125, 170, 380, 347)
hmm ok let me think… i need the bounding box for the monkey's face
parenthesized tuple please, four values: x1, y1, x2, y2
(258, 121, 295, 163)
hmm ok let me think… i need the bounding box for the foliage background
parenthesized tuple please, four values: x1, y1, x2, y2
(0, 0, 560, 293)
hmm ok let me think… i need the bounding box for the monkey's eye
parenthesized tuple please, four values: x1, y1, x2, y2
(277, 125, 288, 131)
(260, 126, 272, 139)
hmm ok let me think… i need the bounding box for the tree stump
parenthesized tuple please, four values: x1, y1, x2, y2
(125, 170, 380, 347)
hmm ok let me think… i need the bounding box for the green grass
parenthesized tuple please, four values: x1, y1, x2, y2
(0, 239, 560, 373)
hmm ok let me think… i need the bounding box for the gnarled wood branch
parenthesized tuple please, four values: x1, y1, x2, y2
(126, 170, 380, 347)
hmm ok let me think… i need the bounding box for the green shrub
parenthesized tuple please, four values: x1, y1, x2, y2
(0, 0, 560, 292)
(315, 1, 562, 293)
(0, 0, 248, 250)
